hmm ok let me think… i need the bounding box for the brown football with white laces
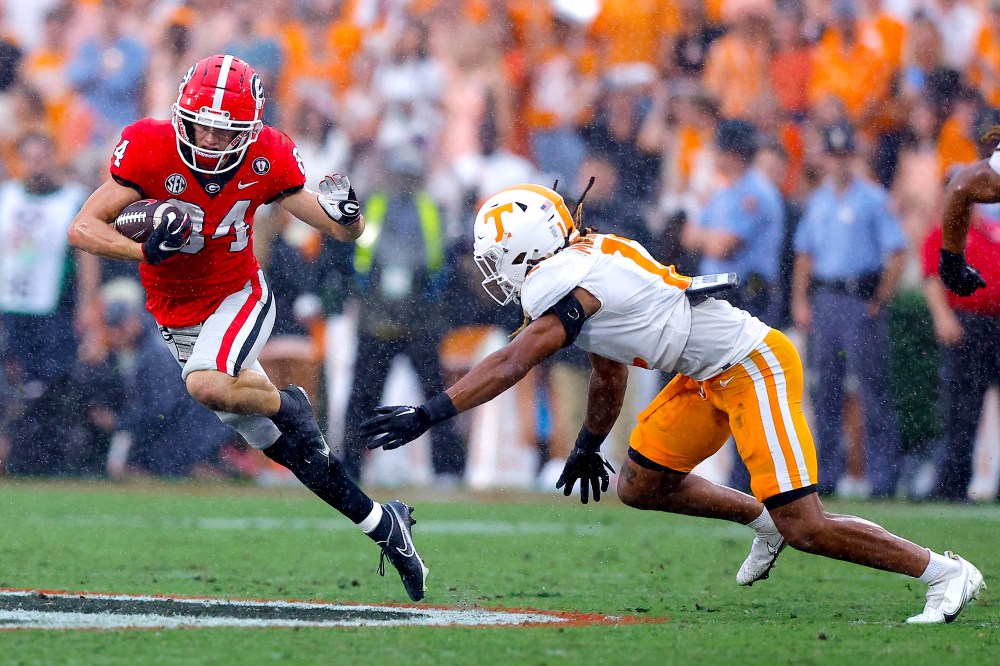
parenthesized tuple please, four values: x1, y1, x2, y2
(112, 199, 187, 243)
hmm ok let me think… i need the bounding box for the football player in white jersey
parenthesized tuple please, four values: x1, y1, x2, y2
(361, 183, 984, 624)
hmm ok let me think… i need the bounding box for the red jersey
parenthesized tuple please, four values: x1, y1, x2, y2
(922, 217, 1000, 316)
(110, 119, 306, 327)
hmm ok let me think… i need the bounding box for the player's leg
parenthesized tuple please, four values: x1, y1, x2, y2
(768, 491, 984, 623)
(161, 272, 428, 600)
(261, 380, 429, 601)
(617, 374, 783, 583)
(732, 329, 984, 622)
(617, 453, 765, 523)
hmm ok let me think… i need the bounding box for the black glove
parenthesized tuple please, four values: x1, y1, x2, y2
(318, 174, 361, 225)
(142, 208, 192, 265)
(939, 249, 987, 297)
(555, 426, 615, 504)
(362, 393, 457, 451)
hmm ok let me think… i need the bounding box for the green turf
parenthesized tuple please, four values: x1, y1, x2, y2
(0, 480, 997, 665)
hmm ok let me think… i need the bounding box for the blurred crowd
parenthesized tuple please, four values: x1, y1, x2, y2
(2, 0, 1000, 501)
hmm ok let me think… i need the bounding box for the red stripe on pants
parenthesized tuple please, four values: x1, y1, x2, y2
(216, 273, 262, 374)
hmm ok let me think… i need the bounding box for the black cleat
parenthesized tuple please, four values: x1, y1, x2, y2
(377, 500, 429, 601)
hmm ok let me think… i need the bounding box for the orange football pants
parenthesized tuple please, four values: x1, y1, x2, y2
(629, 329, 818, 503)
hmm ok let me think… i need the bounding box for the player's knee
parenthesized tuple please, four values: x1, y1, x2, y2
(185, 371, 232, 411)
(616, 472, 657, 510)
(774, 517, 825, 553)
(616, 477, 645, 508)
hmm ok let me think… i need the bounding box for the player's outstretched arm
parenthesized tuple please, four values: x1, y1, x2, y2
(278, 174, 365, 242)
(361, 313, 568, 451)
(69, 178, 144, 261)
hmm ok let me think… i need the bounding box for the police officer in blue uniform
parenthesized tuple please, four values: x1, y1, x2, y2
(683, 118, 785, 323)
(791, 122, 906, 497)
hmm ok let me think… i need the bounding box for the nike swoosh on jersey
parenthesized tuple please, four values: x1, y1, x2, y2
(720, 377, 734, 387)
(237, 181, 259, 189)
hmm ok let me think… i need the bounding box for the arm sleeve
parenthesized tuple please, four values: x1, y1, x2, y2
(544, 292, 589, 347)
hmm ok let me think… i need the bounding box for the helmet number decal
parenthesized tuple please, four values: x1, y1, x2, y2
(112, 139, 130, 168)
(168, 199, 251, 254)
(482, 203, 513, 242)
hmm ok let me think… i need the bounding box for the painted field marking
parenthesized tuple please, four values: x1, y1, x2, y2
(0, 589, 665, 631)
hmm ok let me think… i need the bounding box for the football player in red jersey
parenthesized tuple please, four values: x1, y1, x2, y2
(68, 55, 428, 601)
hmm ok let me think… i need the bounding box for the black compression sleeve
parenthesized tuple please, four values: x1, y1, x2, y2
(546, 292, 588, 347)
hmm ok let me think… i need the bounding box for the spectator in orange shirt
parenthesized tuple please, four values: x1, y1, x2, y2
(523, 13, 598, 187)
(589, 0, 680, 79)
(858, 0, 907, 71)
(280, 1, 362, 125)
(769, 2, 812, 122)
(937, 87, 985, 177)
(970, 1, 1000, 109)
(808, 0, 891, 123)
(703, 0, 774, 119)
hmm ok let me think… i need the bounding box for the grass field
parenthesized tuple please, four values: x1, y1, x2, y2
(0, 480, 997, 665)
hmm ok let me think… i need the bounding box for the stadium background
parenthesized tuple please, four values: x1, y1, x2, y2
(2, 0, 1000, 498)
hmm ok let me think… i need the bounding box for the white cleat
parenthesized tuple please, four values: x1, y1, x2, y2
(906, 552, 986, 624)
(737, 531, 786, 586)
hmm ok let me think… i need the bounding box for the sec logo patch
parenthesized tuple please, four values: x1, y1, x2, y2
(165, 174, 187, 195)
(252, 157, 270, 175)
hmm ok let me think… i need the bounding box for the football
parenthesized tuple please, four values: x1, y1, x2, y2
(112, 199, 188, 243)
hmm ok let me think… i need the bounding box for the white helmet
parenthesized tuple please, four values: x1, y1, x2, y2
(473, 184, 577, 305)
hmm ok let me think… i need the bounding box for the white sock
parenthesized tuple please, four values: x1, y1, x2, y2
(918, 549, 959, 583)
(747, 508, 776, 534)
(358, 502, 384, 534)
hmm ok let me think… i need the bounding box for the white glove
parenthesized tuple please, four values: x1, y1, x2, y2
(317, 174, 361, 225)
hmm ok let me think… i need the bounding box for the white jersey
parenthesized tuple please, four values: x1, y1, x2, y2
(520, 234, 769, 381)
(0, 181, 86, 315)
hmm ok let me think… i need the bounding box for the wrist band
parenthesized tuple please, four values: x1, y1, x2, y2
(574, 425, 607, 452)
(424, 392, 458, 425)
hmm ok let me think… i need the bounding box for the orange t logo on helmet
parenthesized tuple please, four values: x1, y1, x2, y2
(482, 203, 513, 242)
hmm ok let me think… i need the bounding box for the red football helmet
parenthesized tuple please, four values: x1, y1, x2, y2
(171, 54, 264, 174)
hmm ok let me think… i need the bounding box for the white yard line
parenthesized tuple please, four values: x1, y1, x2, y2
(0, 590, 651, 630)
